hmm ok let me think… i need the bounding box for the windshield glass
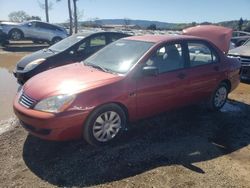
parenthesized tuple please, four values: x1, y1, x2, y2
(49, 34, 90, 52)
(244, 39, 250, 46)
(83, 39, 154, 74)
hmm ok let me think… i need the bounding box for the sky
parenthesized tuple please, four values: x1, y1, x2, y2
(0, 0, 249, 23)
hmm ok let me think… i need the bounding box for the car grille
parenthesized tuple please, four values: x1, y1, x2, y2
(19, 93, 37, 108)
(239, 56, 250, 63)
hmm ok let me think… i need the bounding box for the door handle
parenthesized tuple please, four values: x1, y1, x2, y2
(177, 73, 186, 79)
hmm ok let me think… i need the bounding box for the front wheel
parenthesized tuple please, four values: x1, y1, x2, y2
(9, 29, 23, 40)
(209, 83, 229, 111)
(83, 104, 126, 146)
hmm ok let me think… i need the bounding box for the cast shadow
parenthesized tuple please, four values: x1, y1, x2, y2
(22, 100, 250, 187)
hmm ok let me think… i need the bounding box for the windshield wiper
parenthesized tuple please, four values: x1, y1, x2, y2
(83, 62, 108, 72)
(47, 48, 57, 53)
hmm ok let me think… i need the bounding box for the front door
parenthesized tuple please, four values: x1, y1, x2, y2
(136, 42, 189, 119)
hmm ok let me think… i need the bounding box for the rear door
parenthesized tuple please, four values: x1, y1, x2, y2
(183, 40, 223, 103)
(136, 41, 190, 119)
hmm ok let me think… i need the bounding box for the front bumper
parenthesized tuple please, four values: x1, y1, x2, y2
(13, 96, 90, 141)
(13, 69, 31, 85)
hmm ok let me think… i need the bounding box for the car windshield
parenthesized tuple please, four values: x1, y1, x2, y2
(49, 33, 91, 52)
(83, 39, 154, 74)
(244, 39, 250, 46)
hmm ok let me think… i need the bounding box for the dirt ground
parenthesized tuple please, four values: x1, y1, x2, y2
(0, 45, 250, 188)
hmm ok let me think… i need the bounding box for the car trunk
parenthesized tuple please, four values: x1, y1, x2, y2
(183, 25, 233, 54)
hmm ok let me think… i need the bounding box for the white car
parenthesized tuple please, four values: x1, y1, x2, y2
(0, 20, 68, 44)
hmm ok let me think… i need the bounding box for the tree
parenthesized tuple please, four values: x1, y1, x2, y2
(57, 0, 73, 35)
(238, 17, 244, 31)
(73, 0, 78, 33)
(147, 24, 157, 30)
(124, 18, 131, 28)
(244, 22, 250, 32)
(38, 0, 53, 22)
(27, 16, 42, 21)
(67, 0, 73, 35)
(8, 11, 30, 22)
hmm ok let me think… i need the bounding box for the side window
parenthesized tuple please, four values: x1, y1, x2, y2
(110, 34, 123, 42)
(90, 35, 106, 47)
(35, 22, 48, 29)
(145, 43, 184, 73)
(77, 41, 87, 52)
(188, 42, 217, 67)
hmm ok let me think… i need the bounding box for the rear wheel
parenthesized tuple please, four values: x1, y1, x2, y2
(50, 37, 62, 45)
(9, 29, 23, 40)
(209, 83, 229, 111)
(33, 40, 44, 44)
(83, 103, 126, 146)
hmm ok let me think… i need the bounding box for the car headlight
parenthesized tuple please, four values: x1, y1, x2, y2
(23, 58, 45, 71)
(34, 94, 76, 113)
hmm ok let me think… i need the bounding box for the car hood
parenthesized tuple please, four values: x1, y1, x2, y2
(17, 49, 57, 68)
(23, 63, 122, 100)
(229, 45, 250, 57)
(183, 25, 233, 54)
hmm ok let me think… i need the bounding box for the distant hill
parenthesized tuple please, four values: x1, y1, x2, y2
(78, 18, 250, 31)
(81, 19, 176, 29)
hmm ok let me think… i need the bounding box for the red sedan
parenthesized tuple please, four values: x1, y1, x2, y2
(14, 26, 241, 146)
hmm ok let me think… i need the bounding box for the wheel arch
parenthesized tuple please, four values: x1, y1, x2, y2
(85, 101, 130, 128)
(220, 79, 232, 92)
(8, 28, 24, 37)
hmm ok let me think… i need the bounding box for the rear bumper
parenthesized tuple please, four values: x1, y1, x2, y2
(13, 97, 90, 141)
(0, 30, 8, 41)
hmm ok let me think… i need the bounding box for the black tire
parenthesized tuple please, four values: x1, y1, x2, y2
(83, 103, 126, 146)
(9, 29, 23, 40)
(50, 37, 62, 45)
(208, 83, 229, 111)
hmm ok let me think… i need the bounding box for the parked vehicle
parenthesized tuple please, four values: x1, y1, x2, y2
(14, 26, 241, 146)
(0, 29, 8, 45)
(231, 31, 250, 47)
(229, 39, 250, 80)
(13, 31, 130, 84)
(0, 20, 68, 44)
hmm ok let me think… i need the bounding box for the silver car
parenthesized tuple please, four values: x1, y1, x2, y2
(0, 20, 68, 44)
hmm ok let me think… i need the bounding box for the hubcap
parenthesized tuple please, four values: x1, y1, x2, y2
(93, 111, 121, 142)
(11, 31, 21, 40)
(214, 87, 227, 108)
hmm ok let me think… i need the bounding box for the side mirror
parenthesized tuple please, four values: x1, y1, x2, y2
(142, 66, 158, 76)
(27, 23, 32, 27)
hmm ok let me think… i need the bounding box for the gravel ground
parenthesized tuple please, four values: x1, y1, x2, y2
(0, 47, 250, 188)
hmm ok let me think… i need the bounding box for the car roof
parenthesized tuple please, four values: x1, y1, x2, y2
(125, 34, 202, 43)
(75, 31, 130, 37)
